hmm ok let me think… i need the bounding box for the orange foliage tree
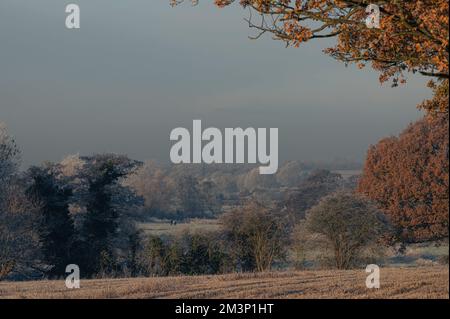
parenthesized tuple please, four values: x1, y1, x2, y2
(358, 114, 449, 243)
(173, 0, 449, 111)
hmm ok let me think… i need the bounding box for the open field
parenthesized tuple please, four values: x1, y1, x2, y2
(137, 219, 221, 236)
(0, 266, 448, 299)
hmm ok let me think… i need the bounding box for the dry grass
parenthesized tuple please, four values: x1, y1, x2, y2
(137, 219, 221, 236)
(0, 266, 448, 299)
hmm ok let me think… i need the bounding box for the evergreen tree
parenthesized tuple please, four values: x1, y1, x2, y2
(26, 165, 74, 277)
(76, 154, 141, 276)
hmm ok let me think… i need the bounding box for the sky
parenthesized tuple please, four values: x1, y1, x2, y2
(0, 0, 430, 168)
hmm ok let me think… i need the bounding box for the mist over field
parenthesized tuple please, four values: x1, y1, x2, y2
(0, 0, 448, 301)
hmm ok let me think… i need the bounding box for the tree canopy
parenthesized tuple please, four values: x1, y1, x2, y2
(358, 114, 449, 242)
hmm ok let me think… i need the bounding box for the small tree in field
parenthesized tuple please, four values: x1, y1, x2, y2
(306, 191, 389, 269)
(221, 201, 286, 272)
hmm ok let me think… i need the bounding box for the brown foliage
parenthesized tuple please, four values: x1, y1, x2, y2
(174, 0, 449, 112)
(358, 114, 449, 242)
(204, 1, 448, 82)
(418, 80, 449, 116)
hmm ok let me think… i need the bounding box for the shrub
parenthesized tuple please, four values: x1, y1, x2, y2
(306, 191, 390, 269)
(221, 201, 287, 272)
(140, 231, 229, 276)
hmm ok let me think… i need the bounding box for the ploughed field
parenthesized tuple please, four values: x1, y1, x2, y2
(0, 266, 448, 299)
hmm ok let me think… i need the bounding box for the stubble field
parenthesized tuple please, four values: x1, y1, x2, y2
(0, 266, 448, 299)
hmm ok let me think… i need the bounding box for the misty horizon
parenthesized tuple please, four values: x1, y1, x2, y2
(1, 0, 428, 168)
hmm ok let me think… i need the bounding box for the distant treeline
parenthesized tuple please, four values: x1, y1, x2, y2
(0, 113, 448, 280)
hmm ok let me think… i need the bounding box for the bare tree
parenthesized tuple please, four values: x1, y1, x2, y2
(124, 160, 173, 214)
(221, 201, 286, 272)
(0, 124, 41, 279)
(306, 191, 389, 269)
(0, 123, 20, 188)
(0, 181, 42, 280)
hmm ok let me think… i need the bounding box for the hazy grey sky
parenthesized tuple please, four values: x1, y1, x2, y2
(0, 0, 429, 167)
